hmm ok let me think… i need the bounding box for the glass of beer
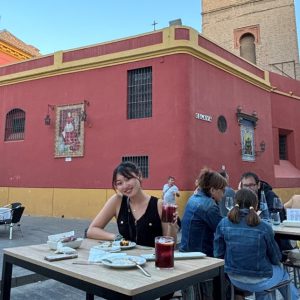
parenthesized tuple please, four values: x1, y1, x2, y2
(155, 236, 175, 269)
(161, 203, 177, 223)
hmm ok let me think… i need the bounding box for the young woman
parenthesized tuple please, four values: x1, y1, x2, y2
(180, 168, 226, 255)
(214, 188, 299, 300)
(180, 167, 227, 300)
(87, 161, 179, 247)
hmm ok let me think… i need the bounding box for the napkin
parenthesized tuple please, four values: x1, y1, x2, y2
(88, 247, 127, 262)
(55, 243, 78, 255)
(48, 231, 75, 242)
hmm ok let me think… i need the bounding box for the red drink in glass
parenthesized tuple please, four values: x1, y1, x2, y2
(161, 204, 177, 223)
(155, 236, 175, 269)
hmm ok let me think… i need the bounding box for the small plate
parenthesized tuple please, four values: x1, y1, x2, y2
(113, 241, 136, 250)
(102, 255, 146, 269)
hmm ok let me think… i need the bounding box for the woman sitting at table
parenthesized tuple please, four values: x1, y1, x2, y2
(214, 188, 299, 300)
(87, 161, 179, 247)
(180, 167, 227, 300)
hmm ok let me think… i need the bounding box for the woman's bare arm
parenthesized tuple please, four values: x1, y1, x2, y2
(87, 194, 121, 240)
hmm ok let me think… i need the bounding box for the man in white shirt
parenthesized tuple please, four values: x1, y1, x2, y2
(162, 176, 180, 204)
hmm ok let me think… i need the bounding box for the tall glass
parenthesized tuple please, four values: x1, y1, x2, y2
(271, 212, 280, 225)
(161, 204, 177, 223)
(273, 197, 283, 211)
(155, 236, 175, 269)
(225, 197, 234, 211)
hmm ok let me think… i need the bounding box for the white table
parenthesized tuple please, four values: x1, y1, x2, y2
(273, 224, 300, 240)
(1, 239, 225, 300)
(0, 207, 11, 221)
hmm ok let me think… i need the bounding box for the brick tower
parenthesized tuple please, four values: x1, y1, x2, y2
(202, 0, 300, 80)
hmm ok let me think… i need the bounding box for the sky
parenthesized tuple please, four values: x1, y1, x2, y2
(0, 0, 299, 56)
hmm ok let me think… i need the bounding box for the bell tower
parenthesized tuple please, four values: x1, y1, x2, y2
(201, 0, 300, 80)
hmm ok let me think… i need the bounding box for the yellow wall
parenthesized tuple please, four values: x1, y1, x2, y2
(1, 187, 299, 219)
(273, 188, 300, 204)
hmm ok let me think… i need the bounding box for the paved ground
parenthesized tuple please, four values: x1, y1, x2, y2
(0, 215, 116, 299)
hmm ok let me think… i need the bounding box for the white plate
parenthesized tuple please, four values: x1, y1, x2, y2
(102, 255, 146, 269)
(113, 241, 136, 250)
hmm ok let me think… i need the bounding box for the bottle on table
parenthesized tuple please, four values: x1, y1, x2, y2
(260, 190, 270, 220)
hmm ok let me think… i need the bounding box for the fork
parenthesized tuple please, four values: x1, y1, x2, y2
(128, 258, 151, 277)
(72, 261, 102, 266)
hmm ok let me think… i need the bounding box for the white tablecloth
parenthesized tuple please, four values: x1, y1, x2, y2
(0, 207, 11, 221)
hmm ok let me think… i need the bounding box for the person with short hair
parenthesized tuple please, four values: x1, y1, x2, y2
(214, 188, 299, 300)
(240, 172, 285, 220)
(162, 176, 180, 204)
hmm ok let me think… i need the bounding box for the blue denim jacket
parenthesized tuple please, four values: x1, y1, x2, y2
(180, 190, 222, 256)
(214, 210, 282, 278)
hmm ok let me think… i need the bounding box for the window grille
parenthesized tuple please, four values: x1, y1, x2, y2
(122, 156, 149, 178)
(4, 109, 25, 141)
(279, 135, 287, 160)
(127, 67, 152, 119)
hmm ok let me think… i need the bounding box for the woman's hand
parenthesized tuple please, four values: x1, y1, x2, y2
(171, 208, 178, 224)
(168, 208, 180, 232)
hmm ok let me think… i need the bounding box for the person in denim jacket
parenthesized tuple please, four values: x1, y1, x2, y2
(180, 168, 227, 300)
(214, 188, 298, 300)
(240, 172, 293, 255)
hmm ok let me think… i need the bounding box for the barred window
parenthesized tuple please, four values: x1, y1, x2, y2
(122, 156, 149, 178)
(5, 109, 25, 141)
(279, 134, 287, 160)
(127, 67, 152, 119)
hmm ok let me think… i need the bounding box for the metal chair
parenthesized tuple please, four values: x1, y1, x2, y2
(230, 279, 292, 300)
(11, 202, 22, 209)
(283, 259, 300, 288)
(0, 205, 25, 239)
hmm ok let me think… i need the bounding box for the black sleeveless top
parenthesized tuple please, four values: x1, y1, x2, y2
(117, 195, 163, 247)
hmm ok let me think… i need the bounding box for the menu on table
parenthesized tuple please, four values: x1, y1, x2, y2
(286, 208, 300, 221)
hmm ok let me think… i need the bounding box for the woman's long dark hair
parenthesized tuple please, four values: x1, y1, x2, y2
(228, 188, 260, 226)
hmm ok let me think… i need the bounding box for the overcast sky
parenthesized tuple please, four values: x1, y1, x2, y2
(0, 0, 299, 56)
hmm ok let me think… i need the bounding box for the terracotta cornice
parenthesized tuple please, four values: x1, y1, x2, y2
(0, 41, 32, 60)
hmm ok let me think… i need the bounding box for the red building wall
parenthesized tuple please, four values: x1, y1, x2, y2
(0, 53, 286, 190)
(0, 26, 299, 195)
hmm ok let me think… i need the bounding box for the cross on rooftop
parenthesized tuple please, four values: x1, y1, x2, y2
(152, 20, 158, 31)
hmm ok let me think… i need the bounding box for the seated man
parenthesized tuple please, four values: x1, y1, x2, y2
(240, 172, 285, 219)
